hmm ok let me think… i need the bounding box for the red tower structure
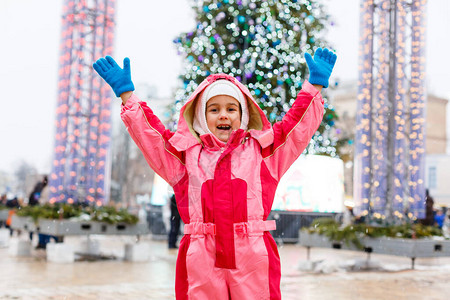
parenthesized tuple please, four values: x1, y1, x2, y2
(49, 0, 116, 205)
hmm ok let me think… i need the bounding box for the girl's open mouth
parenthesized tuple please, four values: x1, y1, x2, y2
(217, 125, 231, 131)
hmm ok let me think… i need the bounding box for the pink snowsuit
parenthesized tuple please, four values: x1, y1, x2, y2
(120, 74, 324, 299)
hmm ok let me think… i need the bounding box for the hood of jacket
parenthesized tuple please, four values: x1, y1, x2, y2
(169, 74, 274, 151)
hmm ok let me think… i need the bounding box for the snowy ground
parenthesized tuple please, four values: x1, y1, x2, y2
(0, 234, 449, 299)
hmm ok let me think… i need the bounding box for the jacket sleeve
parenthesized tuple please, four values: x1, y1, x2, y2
(261, 81, 324, 181)
(120, 94, 186, 186)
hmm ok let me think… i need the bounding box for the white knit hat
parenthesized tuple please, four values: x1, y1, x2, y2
(193, 80, 249, 136)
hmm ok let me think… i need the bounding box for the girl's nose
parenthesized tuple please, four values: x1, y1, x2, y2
(218, 109, 229, 119)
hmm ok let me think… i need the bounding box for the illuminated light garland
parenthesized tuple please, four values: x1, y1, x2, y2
(354, 0, 374, 216)
(371, 0, 389, 215)
(49, 0, 115, 205)
(354, 0, 427, 222)
(409, 0, 427, 218)
(391, 0, 408, 217)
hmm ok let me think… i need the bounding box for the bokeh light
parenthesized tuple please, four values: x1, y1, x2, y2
(49, 0, 115, 205)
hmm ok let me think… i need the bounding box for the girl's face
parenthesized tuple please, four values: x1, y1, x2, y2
(206, 95, 241, 143)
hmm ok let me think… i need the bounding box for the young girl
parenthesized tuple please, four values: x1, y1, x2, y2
(94, 47, 336, 299)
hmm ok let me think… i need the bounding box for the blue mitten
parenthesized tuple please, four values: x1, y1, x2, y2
(93, 56, 135, 97)
(305, 48, 337, 88)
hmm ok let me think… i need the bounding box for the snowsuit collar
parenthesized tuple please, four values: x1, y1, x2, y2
(199, 129, 249, 151)
(169, 74, 274, 151)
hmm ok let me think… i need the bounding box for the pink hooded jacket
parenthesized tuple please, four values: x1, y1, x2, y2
(121, 74, 324, 299)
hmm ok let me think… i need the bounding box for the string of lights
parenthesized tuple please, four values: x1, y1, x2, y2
(49, 0, 115, 205)
(372, 0, 389, 216)
(391, 0, 408, 218)
(354, 0, 374, 217)
(354, 0, 427, 223)
(409, 0, 427, 218)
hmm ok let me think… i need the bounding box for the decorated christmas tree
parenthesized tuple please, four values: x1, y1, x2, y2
(172, 0, 340, 156)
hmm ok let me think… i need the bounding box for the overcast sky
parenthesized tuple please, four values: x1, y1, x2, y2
(1, 0, 449, 175)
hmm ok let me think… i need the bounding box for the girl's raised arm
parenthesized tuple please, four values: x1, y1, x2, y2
(262, 48, 337, 180)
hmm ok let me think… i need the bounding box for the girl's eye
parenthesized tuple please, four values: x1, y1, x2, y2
(228, 108, 236, 112)
(209, 108, 218, 112)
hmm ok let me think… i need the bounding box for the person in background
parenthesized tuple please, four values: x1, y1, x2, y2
(420, 189, 435, 226)
(0, 194, 7, 228)
(168, 194, 181, 249)
(5, 196, 21, 236)
(434, 208, 445, 229)
(6, 197, 20, 209)
(28, 176, 51, 249)
(0, 194, 7, 205)
(28, 176, 48, 206)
